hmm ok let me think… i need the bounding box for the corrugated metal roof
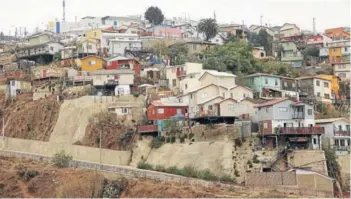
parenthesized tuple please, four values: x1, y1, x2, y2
(151, 101, 188, 107)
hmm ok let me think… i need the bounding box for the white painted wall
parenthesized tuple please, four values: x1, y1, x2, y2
(313, 78, 332, 103)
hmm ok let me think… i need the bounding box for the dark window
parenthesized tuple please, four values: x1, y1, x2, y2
(208, 105, 213, 110)
(313, 138, 317, 145)
(172, 79, 176, 87)
(265, 78, 268, 84)
(324, 82, 329, 88)
(335, 139, 339, 146)
(340, 140, 345, 146)
(316, 80, 320, 86)
(275, 79, 278, 86)
(307, 109, 313, 115)
(339, 125, 342, 131)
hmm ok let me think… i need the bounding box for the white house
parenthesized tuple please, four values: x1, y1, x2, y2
(298, 76, 333, 104)
(60, 46, 77, 59)
(315, 118, 350, 155)
(78, 38, 99, 55)
(88, 69, 134, 87)
(333, 63, 351, 82)
(108, 33, 142, 56)
(198, 70, 236, 88)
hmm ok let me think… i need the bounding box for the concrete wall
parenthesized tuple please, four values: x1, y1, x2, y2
(296, 173, 334, 194)
(245, 172, 296, 186)
(287, 150, 328, 175)
(0, 137, 131, 166)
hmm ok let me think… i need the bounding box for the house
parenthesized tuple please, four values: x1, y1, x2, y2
(252, 47, 266, 59)
(228, 86, 254, 101)
(314, 74, 341, 101)
(0, 53, 16, 73)
(198, 70, 236, 88)
(106, 56, 140, 76)
(168, 41, 216, 56)
(89, 69, 135, 96)
(326, 39, 350, 64)
(279, 23, 301, 38)
(255, 98, 324, 150)
(108, 33, 142, 57)
(249, 25, 275, 37)
(218, 24, 248, 40)
(280, 40, 303, 67)
(325, 27, 350, 40)
(148, 25, 182, 39)
(78, 38, 99, 57)
(60, 46, 77, 59)
(80, 55, 105, 72)
(241, 73, 299, 100)
(315, 118, 350, 155)
(17, 42, 64, 64)
(297, 76, 332, 104)
(209, 34, 225, 45)
(147, 101, 188, 120)
(101, 16, 142, 27)
(306, 34, 332, 48)
(125, 25, 146, 35)
(108, 105, 134, 121)
(7, 80, 31, 97)
(333, 63, 351, 82)
(319, 47, 329, 62)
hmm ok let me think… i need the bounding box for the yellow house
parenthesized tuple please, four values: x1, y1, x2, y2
(80, 55, 104, 72)
(315, 74, 340, 99)
(86, 29, 103, 40)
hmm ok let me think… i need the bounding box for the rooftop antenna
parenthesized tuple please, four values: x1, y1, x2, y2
(260, 15, 263, 26)
(313, 17, 316, 35)
(62, 0, 66, 22)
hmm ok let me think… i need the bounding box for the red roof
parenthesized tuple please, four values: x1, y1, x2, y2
(255, 98, 289, 108)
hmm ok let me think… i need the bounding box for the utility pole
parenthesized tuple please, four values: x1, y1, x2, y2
(62, 0, 66, 22)
(260, 15, 263, 26)
(313, 17, 316, 35)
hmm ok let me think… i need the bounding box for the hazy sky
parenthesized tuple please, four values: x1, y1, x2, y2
(0, 0, 350, 34)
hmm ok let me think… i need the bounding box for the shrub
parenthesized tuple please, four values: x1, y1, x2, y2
(150, 137, 164, 149)
(170, 136, 176, 143)
(219, 175, 235, 183)
(95, 136, 100, 145)
(52, 151, 72, 168)
(165, 137, 171, 143)
(165, 166, 181, 175)
(137, 161, 153, 170)
(103, 178, 128, 198)
(154, 165, 166, 172)
(188, 132, 194, 139)
(132, 93, 140, 98)
(253, 154, 260, 164)
(235, 138, 243, 147)
(179, 165, 198, 178)
(234, 169, 240, 177)
(198, 169, 218, 181)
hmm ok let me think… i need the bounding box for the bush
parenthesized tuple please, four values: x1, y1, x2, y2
(253, 154, 260, 164)
(154, 165, 166, 172)
(235, 138, 243, 147)
(198, 169, 218, 181)
(219, 175, 235, 183)
(170, 136, 176, 143)
(234, 169, 240, 177)
(247, 160, 253, 168)
(95, 136, 100, 145)
(179, 165, 198, 178)
(137, 161, 153, 170)
(150, 137, 164, 149)
(165, 137, 170, 143)
(165, 166, 181, 175)
(132, 93, 140, 98)
(188, 132, 194, 139)
(52, 151, 73, 168)
(103, 178, 128, 198)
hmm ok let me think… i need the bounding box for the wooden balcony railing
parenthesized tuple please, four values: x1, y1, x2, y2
(276, 127, 325, 135)
(334, 130, 351, 136)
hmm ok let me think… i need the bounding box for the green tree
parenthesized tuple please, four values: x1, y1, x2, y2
(202, 40, 261, 74)
(170, 43, 189, 65)
(197, 18, 219, 41)
(144, 6, 164, 26)
(247, 31, 260, 47)
(302, 46, 320, 61)
(257, 29, 273, 56)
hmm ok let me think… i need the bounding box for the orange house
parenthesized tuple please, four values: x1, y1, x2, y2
(325, 27, 350, 40)
(315, 74, 340, 99)
(80, 55, 105, 72)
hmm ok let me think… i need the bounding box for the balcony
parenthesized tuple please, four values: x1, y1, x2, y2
(292, 112, 305, 119)
(276, 127, 324, 135)
(334, 130, 351, 136)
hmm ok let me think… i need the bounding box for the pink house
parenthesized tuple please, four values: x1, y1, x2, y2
(150, 25, 182, 39)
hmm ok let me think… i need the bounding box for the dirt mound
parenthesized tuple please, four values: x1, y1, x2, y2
(3, 96, 60, 141)
(80, 113, 136, 150)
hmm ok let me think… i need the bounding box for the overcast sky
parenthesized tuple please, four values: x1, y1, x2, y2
(0, 0, 350, 34)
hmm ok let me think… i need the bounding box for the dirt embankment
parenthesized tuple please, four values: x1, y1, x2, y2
(0, 156, 299, 198)
(79, 112, 137, 150)
(2, 93, 61, 141)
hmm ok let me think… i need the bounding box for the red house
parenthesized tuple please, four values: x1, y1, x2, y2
(147, 101, 188, 120)
(106, 56, 140, 76)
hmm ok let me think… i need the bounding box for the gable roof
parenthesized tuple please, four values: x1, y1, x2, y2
(186, 83, 228, 94)
(255, 98, 291, 108)
(198, 70, 236, 81)
(242, 97, 268, 104)
(315, 118, 350, 124)
(198, 96, 224, 105)
(215, 98, 238, 104)
(229, 85, 253, 91)
(242, 73, 296, 80)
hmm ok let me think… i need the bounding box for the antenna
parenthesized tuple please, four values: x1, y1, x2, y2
(313, 17, 316, 35)
(62, 0, 66, 22)
(260, 15, 263, 26)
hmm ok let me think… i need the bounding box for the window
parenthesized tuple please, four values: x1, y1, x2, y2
(340, 140, 345, 147)
(339, 125, 342, 131)
(208, 105, 213, 110)
(50, 47, 54, 51)
(313, 138, 317, 145)
(346, 125, 350, 131)
(265, 78, 268, 84)
(263, 122, 268, 129)
(192, 44, 197, 50)
(307, 109, 313, 115)
(172, 79, 176, 87)
(185, 84, 188, 89)
(88, 60, 96, 65)
(88, 44, 92, 49)
(338, 73, 346, 78)
(177, 108, 182, 114)
(279, 107, 288, 112)
(157, 108, 164, 114)
(316, 80, 320, 86)
(348, 139, 350, 146)
(324, 94, 330, 99)
(230, 93, 233, 98)
(122, 108, 128, 114)
(275, 79, 278, 86)
(324, 82, 329, 88)
(317, 92, 321, 97)
(266, 107, 269, 113)
(292, 83, 296, 88)
(335, 139, 339, 146)
(243, 93, 246, 98)
(345, 47, 348, 52)
(228, 104, 234, 111)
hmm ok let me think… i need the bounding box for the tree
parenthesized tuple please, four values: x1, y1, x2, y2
(144, 6, 164, 26)
(197, 18, 219, 41)
(302, 46, 320, 60)
(257, 30, 273, 56)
